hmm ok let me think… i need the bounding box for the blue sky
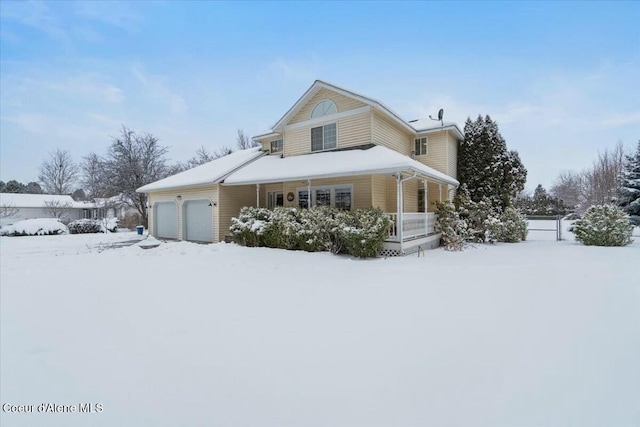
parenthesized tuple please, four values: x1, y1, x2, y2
(1, 1, 639, 190)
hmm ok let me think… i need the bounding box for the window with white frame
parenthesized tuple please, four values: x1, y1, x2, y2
(311, 123, 337, 152)
(334, 187, 352, 210)
(414, 137, 428, 156)
(268, 191, 284, 209)
(297, 184, 352, 210)
(315, 188, 331, 206)
(270, 139, 283, 153)
(310, 100, 337, 119)
(298, 190, 309, 209)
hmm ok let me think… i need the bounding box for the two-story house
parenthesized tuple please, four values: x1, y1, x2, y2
(137, 80, 462, 255)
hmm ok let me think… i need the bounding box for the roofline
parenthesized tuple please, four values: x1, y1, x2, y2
(415, 124, 464, 140)
(136, 149, 266, 193)
(265, 80, 418, 137)
(223, 165, 459, 188)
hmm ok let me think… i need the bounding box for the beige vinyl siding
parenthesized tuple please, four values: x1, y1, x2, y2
(283, 112, 371, 157)
(447, 135, 458, 178)
(427, 182, 444, 212)
(289, 88, 366, 125)
(376, 175, 421, 213)
(417, 130, 447, 174)
(371, 110, 412, 156)
(371, 175, 388, 211)
(218, 184, 256, 242)
(148, 186, 218, 240)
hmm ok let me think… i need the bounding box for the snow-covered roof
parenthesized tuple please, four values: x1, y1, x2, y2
(0, 193, 78, 208)
(223, 146, 459, 187)
(137, 147, 265, 193)
(409, 120, 464, 139)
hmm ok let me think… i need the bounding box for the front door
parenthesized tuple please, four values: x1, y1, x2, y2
(268, 191, 284, 209)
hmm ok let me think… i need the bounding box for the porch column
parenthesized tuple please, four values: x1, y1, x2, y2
(423, 180, 428, 235)
(307, 179, 312, 208)
(439, 183, 442, 202)
(396, 173, 403, 248)
(256, 184, 260, 208)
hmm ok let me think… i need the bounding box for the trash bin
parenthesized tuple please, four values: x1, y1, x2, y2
(136, 226, 144, 235)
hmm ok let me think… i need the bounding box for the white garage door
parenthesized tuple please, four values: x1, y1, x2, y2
(154, 201, 178, 239)
(183, 199, 214, 243)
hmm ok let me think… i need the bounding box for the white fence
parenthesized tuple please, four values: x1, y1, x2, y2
(387, 213, 436, 241)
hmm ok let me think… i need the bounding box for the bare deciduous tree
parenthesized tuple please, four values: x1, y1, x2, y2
(82, 153, 107, 199)
(551, 141, 627, 214)
(43, 200, 73, 223)
(236, 129, 259, 150)
(39, 149, 78, 195)
(102, 125, 170, 227)
(0, 203, 18, 219)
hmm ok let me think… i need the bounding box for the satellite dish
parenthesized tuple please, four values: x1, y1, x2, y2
(429, 108, 445, 126)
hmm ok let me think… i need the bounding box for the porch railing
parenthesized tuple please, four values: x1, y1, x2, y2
(387, 212, 436, 241)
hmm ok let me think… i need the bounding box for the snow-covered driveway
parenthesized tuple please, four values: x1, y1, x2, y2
(1, 232, 639, 426)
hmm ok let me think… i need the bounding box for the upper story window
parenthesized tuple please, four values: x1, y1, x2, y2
(414, 137, 428, 156)
(311, 123, 337, 152)
(310, 100, 337, 119)
(270, 139, 283, 153)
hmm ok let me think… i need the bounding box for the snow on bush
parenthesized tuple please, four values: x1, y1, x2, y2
(434, 201, 468, 251)
(0, 218, 68, 236)
(68, 218, 119, 234)
(571, 205, 634, 247)
(486, 207, 528, 243)
(230, 206, 391, 258)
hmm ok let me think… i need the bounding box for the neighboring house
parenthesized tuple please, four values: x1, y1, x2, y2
(137, 80, 462, 255)
(0, 193, 90, 227)
(91, 195, 137, 220)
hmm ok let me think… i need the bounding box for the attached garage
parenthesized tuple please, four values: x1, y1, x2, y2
(183, 199, 214, 243)
(154, 201, 178, 239)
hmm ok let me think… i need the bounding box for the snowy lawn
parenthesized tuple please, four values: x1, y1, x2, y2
(1, 230, 639, 426)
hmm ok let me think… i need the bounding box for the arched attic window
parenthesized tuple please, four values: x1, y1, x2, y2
(310, 99, 337, 119)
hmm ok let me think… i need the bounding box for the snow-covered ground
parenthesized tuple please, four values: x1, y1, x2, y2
(1, 229, 639, 426)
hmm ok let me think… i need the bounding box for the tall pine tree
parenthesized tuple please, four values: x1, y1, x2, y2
(457, 115, 527, 210)
(619, 140, 640, 216)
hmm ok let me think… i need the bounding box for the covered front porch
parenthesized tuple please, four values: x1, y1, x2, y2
(221, 145, 458, 255)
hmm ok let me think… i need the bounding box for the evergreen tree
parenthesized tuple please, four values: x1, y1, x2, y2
(4, 180, 26, 193)
(458, 115, 527, 210)
(25, 182, 44, 194)
(619, 140, 640, 216)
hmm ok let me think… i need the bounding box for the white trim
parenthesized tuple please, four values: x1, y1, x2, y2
(285, 106, 370, 131)
(415, 124, 464, 140)
(310, 99, 338, 119)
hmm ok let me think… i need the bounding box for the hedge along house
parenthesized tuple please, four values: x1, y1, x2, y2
(138, 80, 462, 254)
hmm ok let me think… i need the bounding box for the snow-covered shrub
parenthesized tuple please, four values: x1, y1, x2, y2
(0, 218, 68, 236)
(455, 192, 498, 243)
(486, 207, 528, 243)
(68, 219, 102, 234)
(230, 207, 272, 247)
(230, 206, 391, 258)
(571, 205, 634, 247)
(340, 208, 391, 258)
(434, 201, 468, 251)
